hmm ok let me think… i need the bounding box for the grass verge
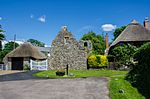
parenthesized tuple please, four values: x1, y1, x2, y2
(109, 75, 145, 99)
(33, 69, 127, 78)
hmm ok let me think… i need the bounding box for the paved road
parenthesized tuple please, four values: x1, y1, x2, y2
(0, 71, 109, 99)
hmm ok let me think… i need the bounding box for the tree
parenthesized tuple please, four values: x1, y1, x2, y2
(0, 42, 19, 62)
(0, 25, 5, 51)
(3, 41, 19, 53)
(27, 39, 45, 47)
(113, 26, 126, 40)
(81, 31, 105, 54)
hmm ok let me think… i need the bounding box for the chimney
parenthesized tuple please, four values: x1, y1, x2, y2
(144, 17, 149, 30)
(61, 26, 68, 32)
(105, 33, 109, 49)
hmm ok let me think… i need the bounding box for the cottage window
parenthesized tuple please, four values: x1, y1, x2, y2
(64, 37, 69, 44)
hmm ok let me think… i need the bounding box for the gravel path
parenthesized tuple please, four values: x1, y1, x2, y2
(0, 71, 110, 99)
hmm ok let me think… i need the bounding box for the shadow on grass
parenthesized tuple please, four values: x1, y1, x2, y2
(126, 69, 150, 99)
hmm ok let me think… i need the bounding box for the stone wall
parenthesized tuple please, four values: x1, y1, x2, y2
(48, 26, 92, 70)
(23, 57, 30, 69)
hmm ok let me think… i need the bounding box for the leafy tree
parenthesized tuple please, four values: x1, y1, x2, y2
(126, 42, 150, 98)
(113, 26, 126, 40)
(27, 39, 45, 47)
(81, 31, 105, 54)
(0, 42, 19, 62)
(3, 41, 19, 52)
(0, 25, 5, 51)
(109, 44, 137, 69)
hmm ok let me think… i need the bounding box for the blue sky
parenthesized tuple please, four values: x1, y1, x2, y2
(0, 0, 150, 46)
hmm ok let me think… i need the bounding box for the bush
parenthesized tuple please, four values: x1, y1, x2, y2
(0, 50, 9, 62)
(23, 64, 30, 70)
(109, 44, 137, 69)
(100, 55, 108, 66)
(126, 42, 150, 98)
(88, 55, 98, 68)
(107, 55, 115, 62)
(88, 54, 108, 68)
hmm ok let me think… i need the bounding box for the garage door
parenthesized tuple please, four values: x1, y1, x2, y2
(12, 57, 23, 70)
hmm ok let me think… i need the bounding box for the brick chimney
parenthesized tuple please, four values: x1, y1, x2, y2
(105, 33, 109, 49)
(144, 17, 149, 30)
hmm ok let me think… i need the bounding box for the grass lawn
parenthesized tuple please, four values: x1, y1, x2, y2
(109, 74, 145, 99)
(33, 70, 145, 99)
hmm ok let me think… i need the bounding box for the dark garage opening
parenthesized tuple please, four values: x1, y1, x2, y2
(12, 57, 23, 70)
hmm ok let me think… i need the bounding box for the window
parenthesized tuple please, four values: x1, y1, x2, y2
(64, 37, 69, 44)
(84, 42, 88, 47)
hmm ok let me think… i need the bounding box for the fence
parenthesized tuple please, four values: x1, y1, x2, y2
(0, 64, 5, 70)
(30, 59, 48, 70)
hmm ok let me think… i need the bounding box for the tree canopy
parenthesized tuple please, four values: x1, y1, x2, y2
(0, 25, 5, 51)
(113, 26, 126, 40)
(3, 41, 19, 52)
(0, 41, 19, 62)
(81, 31, 105, 54)
(27, 39, 45, 47)
(0, 33, 5, 40)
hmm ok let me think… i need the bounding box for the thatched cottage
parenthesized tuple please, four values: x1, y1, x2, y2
(4, 42, 47, 70)
(49, 26, 92, 70)
(109, 18, 150, 52)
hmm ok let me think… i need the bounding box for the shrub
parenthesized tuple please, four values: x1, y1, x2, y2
(126, 42, 150, 98)
(96, 55, 101, 64)
(88, 55, 98, 68)
(23, 64, 30, 70)
(100, 55, 108, 66)
(88, 54, 108, 68)
(109, 44, 137, 69)
(107, 55, 115, 62)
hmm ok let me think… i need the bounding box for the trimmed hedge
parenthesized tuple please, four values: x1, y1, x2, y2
(88, 54, 108, 68)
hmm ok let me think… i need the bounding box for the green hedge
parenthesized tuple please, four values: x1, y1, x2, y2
(126, 42, 150, 98)
(88, 54, 108, 68)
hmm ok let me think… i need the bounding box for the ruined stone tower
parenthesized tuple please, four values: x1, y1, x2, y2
(48, 26, 92, 70)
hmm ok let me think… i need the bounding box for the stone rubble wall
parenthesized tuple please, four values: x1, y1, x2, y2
(48, 28, 92, 70)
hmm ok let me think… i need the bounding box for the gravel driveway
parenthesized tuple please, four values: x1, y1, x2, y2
(0, 71, 109, 99)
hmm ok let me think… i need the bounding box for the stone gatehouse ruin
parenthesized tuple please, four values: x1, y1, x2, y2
(48, 26, 92, 70)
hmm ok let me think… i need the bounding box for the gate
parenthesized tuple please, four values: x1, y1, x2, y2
(0, 64, 5, 70)
(30, 59, 48, 70)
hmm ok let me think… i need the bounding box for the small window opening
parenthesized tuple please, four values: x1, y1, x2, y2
(84, 42, 88, 47)
(64, 37, 69, 44)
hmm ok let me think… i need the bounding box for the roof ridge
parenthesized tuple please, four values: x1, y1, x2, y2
(130, 19, 139, 25)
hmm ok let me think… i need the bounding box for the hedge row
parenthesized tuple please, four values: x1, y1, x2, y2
(88, 55, 108, 68)
(126, 42, 150, 98)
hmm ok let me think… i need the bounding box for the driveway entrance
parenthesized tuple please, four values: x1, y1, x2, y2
(0, 71, 109, 99)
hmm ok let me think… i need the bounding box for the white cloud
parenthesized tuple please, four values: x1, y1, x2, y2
(0, 17, 2, 21)
(38, 15, 46, 23)
(101, 24, 116, 32)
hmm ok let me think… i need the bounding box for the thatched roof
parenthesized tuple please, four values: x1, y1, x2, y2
(5, 42, 46, 59)
(110, 20, 150, 47)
